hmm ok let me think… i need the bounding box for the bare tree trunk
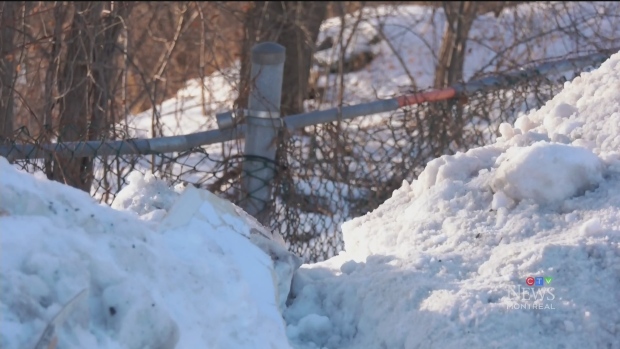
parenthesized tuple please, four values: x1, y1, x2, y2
(434, 1, 478, 88)
(90, 2, 131, 142)
(234, 2, 260, 114)
(238, 1, 327, 117)
(53, 1, 127, 192)
(276, 2, 327, 116)
(428, 1, 478, 156)
(0, 1, 18, 142)
(53, 2, 100, 191)
(43, 3, 68, 179)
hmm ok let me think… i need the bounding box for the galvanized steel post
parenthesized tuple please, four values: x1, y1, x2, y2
(240, 42, 285, 224)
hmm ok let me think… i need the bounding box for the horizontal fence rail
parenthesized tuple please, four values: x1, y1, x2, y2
(0, 127, 246, 161)
(0, 50, 613, 162)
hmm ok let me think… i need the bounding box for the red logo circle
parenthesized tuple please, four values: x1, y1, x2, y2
(525, 277, 535, 286)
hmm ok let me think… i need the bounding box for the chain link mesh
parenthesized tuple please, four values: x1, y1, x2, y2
(269, 70, 571, 262)
(3, 58, 590, 263)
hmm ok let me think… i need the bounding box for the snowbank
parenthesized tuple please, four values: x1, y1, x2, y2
(284, 52, 620, 348)
(0, 158, 295, 348)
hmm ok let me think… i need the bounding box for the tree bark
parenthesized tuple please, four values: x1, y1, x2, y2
(237, 1, 327, 117)
(90, 2, 131, 141)
(276, 2, 327, 116)
(53, 2, 100, 190)
(0, 1, 18, 143)
(53, 2, 126, 192)
(428, 1, 478, 156)
(43, 3, 68, 179)
(434, 1, 478, 88)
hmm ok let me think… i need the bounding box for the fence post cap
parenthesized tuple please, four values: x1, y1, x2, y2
(252, 42, 286, 65)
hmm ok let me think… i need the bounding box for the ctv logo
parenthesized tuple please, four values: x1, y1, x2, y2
(525, 276, 553, 287)
(506, 276, 556, 310)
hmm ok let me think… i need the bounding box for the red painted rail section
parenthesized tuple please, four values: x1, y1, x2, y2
(396, 88, 458, 108)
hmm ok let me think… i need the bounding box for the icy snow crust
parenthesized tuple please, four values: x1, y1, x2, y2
(0, 161, 292, 348)
(284, 53, 620, 348)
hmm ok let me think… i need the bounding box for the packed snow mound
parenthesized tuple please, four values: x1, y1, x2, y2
(110, 171, 185, 221)
(0, 158, 293, 349)
(284, 53, 620, 348)
(491, 142, 604, 206)
(112, 173, 295, 265)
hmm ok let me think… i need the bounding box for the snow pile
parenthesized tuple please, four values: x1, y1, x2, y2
(0, 158, 294, 349)
(284, 52, 620, 348)
(110, 171, 185, 222)
(490, 142, 603, 206)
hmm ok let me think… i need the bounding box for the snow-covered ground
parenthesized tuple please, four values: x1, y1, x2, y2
(313, 2, 620, 108)
(0, 162, 300, 348)
(284, 50, 620, 348)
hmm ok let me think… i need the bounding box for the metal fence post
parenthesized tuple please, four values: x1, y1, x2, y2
(240, 42, 286, 224)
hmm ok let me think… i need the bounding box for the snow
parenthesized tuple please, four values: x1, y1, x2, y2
(124, 66, 239, 138)
(4, 3, 620, 349)
(0, 157, 295, 349)
(580, 218, 604, 237)
(284, 51, 620, 348)
(312, 2, 620, 105)
(491, 142, 604, 206)
(110, 171, 186, 220)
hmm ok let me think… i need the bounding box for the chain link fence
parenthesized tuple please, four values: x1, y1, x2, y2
(2, 52, 607, 262)
(271, 62, 599, 261)
(2, 1, 619, 263)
